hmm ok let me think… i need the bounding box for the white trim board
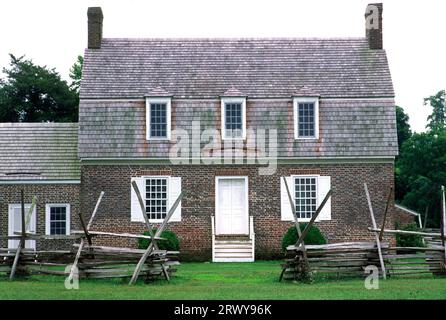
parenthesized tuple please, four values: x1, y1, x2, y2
(80, 157, 395, 165)
(0, 180, 81, 185)
(81, 96, 395, 102)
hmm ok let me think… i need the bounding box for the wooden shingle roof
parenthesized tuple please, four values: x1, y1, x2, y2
(80, 37, 394, 99)
(0, 123, 80, 181)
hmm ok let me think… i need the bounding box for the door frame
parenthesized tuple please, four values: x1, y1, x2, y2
(8, 203, 37, 250)
(215, 176, 249, 235)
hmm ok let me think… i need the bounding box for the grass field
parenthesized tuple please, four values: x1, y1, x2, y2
(0, 261, 445, 300)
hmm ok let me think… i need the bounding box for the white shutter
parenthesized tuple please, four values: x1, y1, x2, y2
(130, 177, 145, 222)
(169, 177, 182, 222)
(317, 176, 331, 221)
(280, 176, 294, 221)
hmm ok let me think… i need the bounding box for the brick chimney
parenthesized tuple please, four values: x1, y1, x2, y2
(87, 7, 103, 49)
(365, 3, 383, 50)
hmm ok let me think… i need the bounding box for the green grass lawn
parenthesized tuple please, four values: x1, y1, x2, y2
(0, 261, 445, 300)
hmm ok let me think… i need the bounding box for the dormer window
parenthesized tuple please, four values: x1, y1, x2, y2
(293, 97, 319, 139)
(146, 97, 171, 140)
(221, 97, 246, 140)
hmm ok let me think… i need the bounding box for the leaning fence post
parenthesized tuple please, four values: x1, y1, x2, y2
(10, 196, 37, 280)
(68, 191, 105, 282)
(20, 190, 25, 249)
(379, 186, 393, 241)
(129, 186, 184, 285)
(364, 183, 387, 280)
(282, 177, 311, 280)
(441, 186, 446, 266)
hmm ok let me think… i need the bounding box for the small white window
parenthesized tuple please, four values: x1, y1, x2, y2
(131, 176, 182, 223)
(145, 177, 169, 222)
(294, 176, 318, 220)
(293, 97, 319, 139)
(281, 175, 331, 222)
(221, 97, 246, 140)
(146, 98, 171, 140)
(45, 204, 70, 235)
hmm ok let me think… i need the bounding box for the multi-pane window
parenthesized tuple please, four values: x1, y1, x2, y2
(145, 178, 168, 220)
(297, 102, 315, 137)
(150, 103, 167, 138)
(224, 103, 243, 138)
(294, 177, 317, 219)
(49, 206, 67, 235)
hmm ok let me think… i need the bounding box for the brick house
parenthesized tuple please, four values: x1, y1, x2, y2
(1, 4, 400, 261)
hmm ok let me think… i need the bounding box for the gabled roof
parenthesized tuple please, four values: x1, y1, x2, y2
(80, 37, 394, 99)
(0, 123, 80, 181)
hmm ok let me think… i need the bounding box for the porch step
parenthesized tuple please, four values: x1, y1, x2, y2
(213, 239, 254, 262)
(215, 235, 250, 241)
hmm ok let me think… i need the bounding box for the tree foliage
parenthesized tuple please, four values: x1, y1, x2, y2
(425, 90, 445, 132)
(395, 93, 446, 228)
(0, 54, 78, 122)
(395, 105, 412, 152)
(69, 55, 83, 93)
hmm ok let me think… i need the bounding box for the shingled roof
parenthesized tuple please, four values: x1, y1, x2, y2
(80, 37, 394, 99)
(0, 123, 80, 181)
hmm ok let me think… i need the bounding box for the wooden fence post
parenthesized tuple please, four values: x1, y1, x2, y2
(441, 186, 446, 266)
(20, 190, 25, 249)
(364, 183, 387, 280)
(282, 177, 311, 279)
(10, 196, 37, 280)
(379, 186, 393, 241)
(129, 185, 184, 285)
(68, 191, 105, 282)
(295, 189, 332, 247)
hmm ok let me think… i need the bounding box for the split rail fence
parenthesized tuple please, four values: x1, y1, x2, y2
(1, 183, 182, 285)
(280, 181, 446, 281)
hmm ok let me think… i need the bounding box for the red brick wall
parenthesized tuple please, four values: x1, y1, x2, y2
(80, 162, 396, 261)
(0, 183, 81, 250)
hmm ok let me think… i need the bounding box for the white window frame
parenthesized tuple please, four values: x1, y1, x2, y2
(146, 97, 171, 141)
(45, 204, 71, 236)
(292, 175, 319, 222)
(144, 176, 170, 223)
(221, 97, 247, 140)
(293, 97, 319, 140)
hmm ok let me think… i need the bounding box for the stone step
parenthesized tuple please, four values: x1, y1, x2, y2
(215, 248, 252, 253)
(214, 252, 253, 258)
(215, 240, 252, 245)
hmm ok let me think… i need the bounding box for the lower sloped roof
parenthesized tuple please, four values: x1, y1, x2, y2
(0, 123, 80, 181)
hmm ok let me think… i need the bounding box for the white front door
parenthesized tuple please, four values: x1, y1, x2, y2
(8, 204, 36, 249)
(216, 177, 248, 235)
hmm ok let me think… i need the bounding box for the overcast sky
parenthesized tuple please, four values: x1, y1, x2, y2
(1, 0, 444, 132)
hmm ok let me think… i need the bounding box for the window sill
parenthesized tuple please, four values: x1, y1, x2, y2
(146, 137, 170, 141)
(148, 219, 165, 224)
(295, 137, 319, 140)
(221, 137, 246, 141)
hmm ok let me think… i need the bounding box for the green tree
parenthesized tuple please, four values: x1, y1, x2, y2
(395, 105, 412, 152)
(69, 55, 83, 93)
(396, 131, 446, 227)
(425, 90, 445, 132)
(0, 54, 78, 122)
(394, 106, 412, 201)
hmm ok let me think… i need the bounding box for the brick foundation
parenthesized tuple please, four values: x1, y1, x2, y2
(80, 162, 396, 261)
